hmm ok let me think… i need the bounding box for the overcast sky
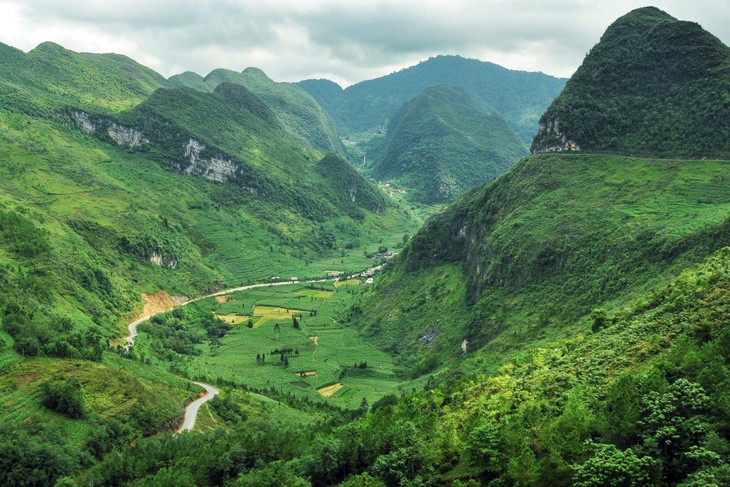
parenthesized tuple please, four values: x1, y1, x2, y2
(0, 1, 727, 87)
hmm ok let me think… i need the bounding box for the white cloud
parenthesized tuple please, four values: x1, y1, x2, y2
(0, 0, 727, 86)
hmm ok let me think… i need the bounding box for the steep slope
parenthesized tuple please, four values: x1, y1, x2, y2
(299, 55, 566, 143)
(532, 7, 730, 157)
(369, 85, 528, 203)
(168, 67, 345, 155)
(351, 8, 730, 376)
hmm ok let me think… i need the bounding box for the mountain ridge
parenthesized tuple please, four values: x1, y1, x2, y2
(368, 85, 528, 203)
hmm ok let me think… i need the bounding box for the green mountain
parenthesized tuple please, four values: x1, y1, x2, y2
(336, 8, 730, 483)
(4, 5, 730, 485)
(169, 67, 345, 155)
(0, 41, 169, 114)
(0, 41, 418, 485)
(299, 55, 566, 143)
(532, 7, 730, 157)
(368, 85, 528, 203)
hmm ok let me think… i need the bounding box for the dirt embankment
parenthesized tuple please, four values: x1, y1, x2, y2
(138, 291, 177, 320)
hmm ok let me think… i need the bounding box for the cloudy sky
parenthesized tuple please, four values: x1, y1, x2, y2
(0, 1, 727, 86)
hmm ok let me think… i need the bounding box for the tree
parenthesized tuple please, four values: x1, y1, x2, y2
(41, 375, 85, 418)
(573, 443, 657, 487)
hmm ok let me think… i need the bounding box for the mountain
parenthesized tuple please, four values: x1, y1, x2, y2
(0, 40, 418, 485)
(169, 67, 345, 155)
(0, 41, 169, 114)
(356, 6, 730, 370)
(299, 55, 567, 143)
(368, 85, 528, 203)
(532, 6, 730, 157)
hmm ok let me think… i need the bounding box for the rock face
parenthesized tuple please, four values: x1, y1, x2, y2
(71, 111, 148, 147)
(150, 251, 178, 269)
(107, 123, 148, 147)
(182, 138, 238, 183)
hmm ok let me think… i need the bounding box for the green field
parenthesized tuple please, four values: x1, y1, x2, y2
(135, 280, 408, 409)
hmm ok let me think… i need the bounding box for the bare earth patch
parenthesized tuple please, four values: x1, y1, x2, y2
(140, 291, 176, 319)
(215, 295, 231, 303)
(309, 335, 319, 346)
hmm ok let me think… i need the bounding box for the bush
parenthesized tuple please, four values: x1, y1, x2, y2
(41, 375, 85, 418)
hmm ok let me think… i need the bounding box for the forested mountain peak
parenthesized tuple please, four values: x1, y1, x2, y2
(169, 65, 345, 155)
(298, 54, 566, 142)
(369, 84, 527, 203)
(532, 6, 730, 157)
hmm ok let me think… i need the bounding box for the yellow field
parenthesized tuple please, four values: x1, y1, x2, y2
(251, 305, 304, 328)
(334, 279, 361, 288)
(213, 313, 250, 325)
(316, 383, 343, 397)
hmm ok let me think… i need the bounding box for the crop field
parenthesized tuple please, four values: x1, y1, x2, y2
(141, 280, 408, 408)
(316, 383, 343, 397)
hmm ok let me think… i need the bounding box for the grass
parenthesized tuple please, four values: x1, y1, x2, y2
(135, 281, 410, 409)
(356, 153, 730, 378)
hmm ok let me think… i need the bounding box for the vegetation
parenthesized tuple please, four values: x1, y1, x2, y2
(299, 54, 566, 143)
(367, 85, 528, 203)
(532, 7, 730, 157)
(169, 67, 345, 155)
(35, 247, 730, 485)
(2, 5, 730, 485)
(0, 35, 419, 487)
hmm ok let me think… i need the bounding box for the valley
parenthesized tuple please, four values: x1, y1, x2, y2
(1, 4, 730, 486)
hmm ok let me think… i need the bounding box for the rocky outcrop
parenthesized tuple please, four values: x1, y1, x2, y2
(531, 118, 581, 154)
(149, 250, 178, 269)
(72, 111, 97, 133)
(107, 122, 148, 147)
(70, 110, 148, 148)
(182, 138, 238, 183)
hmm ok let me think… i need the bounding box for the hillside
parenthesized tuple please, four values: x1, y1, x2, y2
(532, 7, 730, 157)
(299, 55, 566, 143)
(368, 85, 528, 203)
(0, 41, 419, 486)
(169, 67, 345, 155)
(354, 153, 730, 372)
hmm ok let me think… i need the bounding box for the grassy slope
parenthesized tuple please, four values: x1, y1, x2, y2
(369, 85, 528, 203)
(353, 153, 730, 375)
(0, 41, 169, 115)
(0, 41, 420, 471)
(169, 67, 345, 155)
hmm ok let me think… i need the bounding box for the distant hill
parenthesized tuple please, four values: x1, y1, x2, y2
(0, 41, 169, 114)
(169, 67, 345, 155)
(299, 55, 566, 143)
(532, 6, 730, 158)
(368, 85, 528, 203)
